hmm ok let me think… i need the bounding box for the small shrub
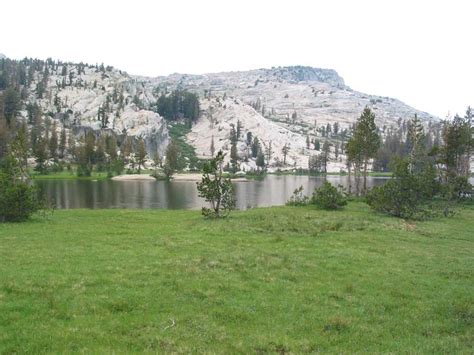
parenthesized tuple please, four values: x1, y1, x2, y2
(311, 181, 347, 210)
(286, 185, 309, 206)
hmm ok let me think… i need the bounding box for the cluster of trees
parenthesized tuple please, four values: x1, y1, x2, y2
(367, 108, 472, 218)
(346, 107, 380, 195)
(156, 90, 200, 124)
(74, 132, 150, 177)
(287, 106, 472, 220)
(373, 117, 440, 172)
(308, 140, 331, 174)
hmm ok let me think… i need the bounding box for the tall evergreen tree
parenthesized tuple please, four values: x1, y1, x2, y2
(321, 140, 331, 173)
(59, 128, 67, 159)
(346, 107, 380, 194)
(256, 149, 265, 171)
(49, 122, 58, 161)
(135, 138, 147, 174)
(210, 135, 215, 157)
(2, 88, 20, 126)
(251, 136, 260, 158)
(164, 139, 179, 178)
(282, 144, 290, 165)
(264, 141, 273, 167)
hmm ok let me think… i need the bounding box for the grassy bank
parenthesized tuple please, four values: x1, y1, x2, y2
(0, 203, 473, 353)
(29, 170, 110, 181)
(29, 169, 157, 181)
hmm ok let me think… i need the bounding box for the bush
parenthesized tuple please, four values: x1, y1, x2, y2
(311, 181, 347, 210)
(286, 185, 309, 206)
(366, 158, 439, 219)
(0, 157, 46, 222)
(443, 176, 473, 201)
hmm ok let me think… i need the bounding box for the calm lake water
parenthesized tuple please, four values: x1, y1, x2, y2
(34, 175, 390, 210)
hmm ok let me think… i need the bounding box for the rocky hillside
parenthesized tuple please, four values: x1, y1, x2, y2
(146, 66, 437, 170)
(3, 56, 438, 171)
(7, 59, 168, 155)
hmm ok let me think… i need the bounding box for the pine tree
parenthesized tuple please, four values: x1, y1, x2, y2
(321, 140, 331, 173)
(346, 107, 380, 194)
(2, 88, 20, 126)
(236, 120, 242, 139)
(76, 132, 96, 176)
(10, 124, 29, 179)
(67, 131, 76, 157)
(121, 137, 132, 165)
(229, 125, 237, 144)
(34, 137, 49, 174)
(152, 152, 162, 172)
(105, 135, 118, 160)
(135, 138, 147, 174)
(49, 122, 58, 161)
(407, 114, 425, 173)
(230, 141, 239, 173)
(265, 141, 273, 167)
(439, 111, 472, 180)
(164, 139, 179, 178)
(314, 139, 320, 151)
(95, 135, 107, 172)
(59, 128, 67, 159)
(251, 137, 260, 158)
(246, 132, 253, 146)
(256, 149, 265, 171)
(210, 135, 215, 156)
(326, 123, 332, 137)
(282, 144, 290, 165)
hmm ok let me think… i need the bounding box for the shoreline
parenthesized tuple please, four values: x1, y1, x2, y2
(172, 173, 248, 182)
(111, 174, 156, 181)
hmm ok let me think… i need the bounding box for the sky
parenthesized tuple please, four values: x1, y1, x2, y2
(1, 0, 472, 118)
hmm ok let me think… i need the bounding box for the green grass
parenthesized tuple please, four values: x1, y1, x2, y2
(30, 168, 156, 181)
(0, 203, 473, 353)
(30, 170, 110, 181)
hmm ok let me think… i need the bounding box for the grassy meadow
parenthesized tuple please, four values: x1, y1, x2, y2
(0, 202, 473, 353)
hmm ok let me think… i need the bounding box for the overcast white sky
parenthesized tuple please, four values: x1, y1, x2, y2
(1, 0, 472, 117)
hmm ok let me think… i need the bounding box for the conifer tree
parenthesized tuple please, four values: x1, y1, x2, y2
(210, 135, 215, 156)
(346, 107, 380, 194)
(256, 149, 265, 171)
(59, 128, 67, 159)
(135, 138, 147, 174)
(251, 136, 260, 158)
(282, 144, 290, 165)
(49, 122, 58, 161)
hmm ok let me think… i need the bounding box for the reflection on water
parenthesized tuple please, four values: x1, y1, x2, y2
(35, 175, 391, 210)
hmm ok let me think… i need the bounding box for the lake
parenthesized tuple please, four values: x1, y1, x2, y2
(34, 175, 390, 210)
